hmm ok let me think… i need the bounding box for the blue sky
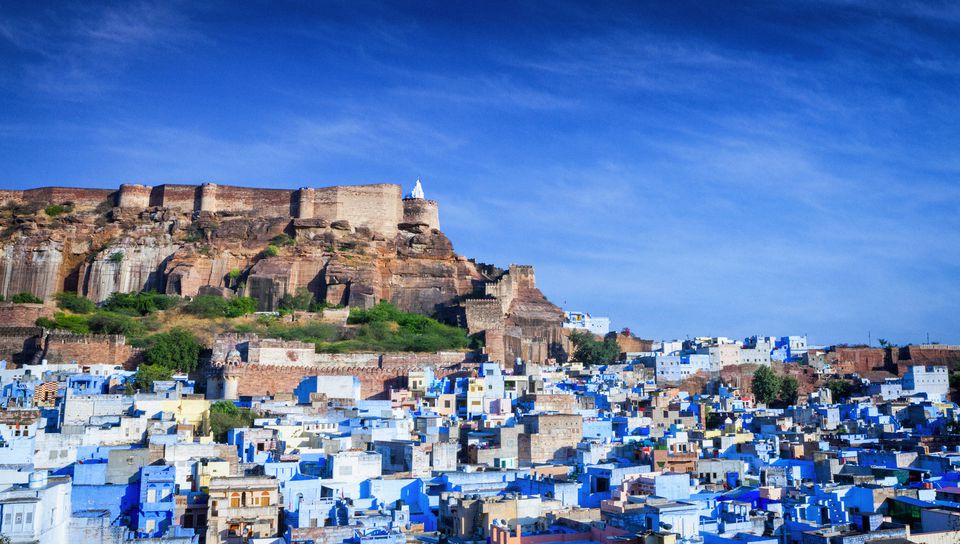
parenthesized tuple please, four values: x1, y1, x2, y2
(1, 1, 958, 345)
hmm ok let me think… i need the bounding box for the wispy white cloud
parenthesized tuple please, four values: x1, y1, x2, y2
(0, 1, 202, 99)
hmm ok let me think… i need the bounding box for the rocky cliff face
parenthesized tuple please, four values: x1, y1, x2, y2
(0, 186, 492, 317)
(0, 183, 569, 363)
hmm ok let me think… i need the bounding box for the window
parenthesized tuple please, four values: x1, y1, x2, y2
(146, 519, 156, 533)
(230, 493, 241, 508)
(260, 491, 271, 506)
(147, 488, 157, 503)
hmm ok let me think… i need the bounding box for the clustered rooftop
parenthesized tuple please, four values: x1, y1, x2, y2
(1, 328, 958, 544)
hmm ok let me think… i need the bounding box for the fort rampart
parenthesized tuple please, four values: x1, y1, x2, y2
(0, 182, 440, 235)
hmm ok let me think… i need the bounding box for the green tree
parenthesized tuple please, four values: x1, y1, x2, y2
(778, 376, 800, 406)
(55, 291, 96, 314)
(129, 364, 173, 392)
(752, 365, 782, 405)
(208, 401, 255, 442)
(569, 330, 620, 366)
(142, 328, 202, 372)
(826, 379, 854, 402)
(225, 297, 257, 317)
(950, 371, 960, 391)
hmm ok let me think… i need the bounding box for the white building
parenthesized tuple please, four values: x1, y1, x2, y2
(739, 337, 772, 366)
(563, 311, 610, 336)
(696, 344, 741, 371)
(902, 366, 949, 402)
(326, 450, 382, 482)
(0, 410, 39, 486)
(0, 471, 72, 544)
(655, 354, 712, 383)
(655, 340, 684, 355)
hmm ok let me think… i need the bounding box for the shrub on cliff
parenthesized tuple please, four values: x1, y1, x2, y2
(262, 244, 280, 257)
(344, 301, 470, 352)
(270, 233, 296, 246)
(55, 292, 95, 314)
(103, 291, 180, 316)
(87, 312, 147, 337)
(44, 202, 74, 217)
(186, 295, 257, 318)
(37, 313, 91, 334)
(11, 292, 43, 304)
(278, 288, 315, 312)
(142, 328, 202, 372)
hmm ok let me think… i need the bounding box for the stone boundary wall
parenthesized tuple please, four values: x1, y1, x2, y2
(43, 332, 142, 368)
(0, 302, 55, 327)
(904, 346, 960, 368)
(234, 360, 477, 399)
(0, 327, 42, 364)
(831, 347, 886, 375)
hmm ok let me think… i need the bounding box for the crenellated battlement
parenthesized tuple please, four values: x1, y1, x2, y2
(2, 182, 441, 239)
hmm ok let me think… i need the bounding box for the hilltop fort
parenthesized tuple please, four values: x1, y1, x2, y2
(0, 181, 565, 366)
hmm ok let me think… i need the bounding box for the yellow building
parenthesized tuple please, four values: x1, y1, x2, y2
(206, 476, 280, 544)
(134, 394, 211, 429)
(192, 458, 231, 492)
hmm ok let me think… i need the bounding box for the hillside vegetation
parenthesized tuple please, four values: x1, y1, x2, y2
(37, 292, 472, 354)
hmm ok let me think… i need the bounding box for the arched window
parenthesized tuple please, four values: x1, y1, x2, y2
(260, 491, 271, 507)
(230, 492, 240, 508)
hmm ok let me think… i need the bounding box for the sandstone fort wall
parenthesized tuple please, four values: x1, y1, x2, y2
(0, 187, 115, 211)
(2, 184, 419, 237)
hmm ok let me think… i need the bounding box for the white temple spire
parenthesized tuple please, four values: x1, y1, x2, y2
(411, 178, 425, 199)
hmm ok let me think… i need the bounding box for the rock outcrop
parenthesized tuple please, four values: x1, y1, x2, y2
(0, 182, 567, 363)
